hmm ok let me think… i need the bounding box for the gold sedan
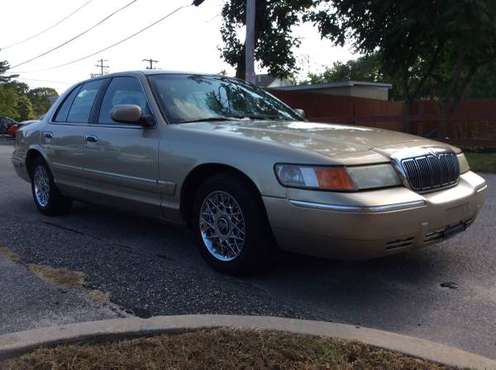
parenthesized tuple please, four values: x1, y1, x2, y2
(12, 71, 487, 274)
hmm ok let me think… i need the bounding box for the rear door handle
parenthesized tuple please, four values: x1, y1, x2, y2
(85, 135, 98, 143)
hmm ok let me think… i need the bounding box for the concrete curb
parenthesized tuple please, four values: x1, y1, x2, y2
(0, 315, 494, 369)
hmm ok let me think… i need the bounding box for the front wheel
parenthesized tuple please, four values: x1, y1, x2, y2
(30, 158, 72, 216)
(192, 174, 273, 274)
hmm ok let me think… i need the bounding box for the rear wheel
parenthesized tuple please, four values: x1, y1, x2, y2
(192, 174, 273, 274)
(30, 157, 72, 216)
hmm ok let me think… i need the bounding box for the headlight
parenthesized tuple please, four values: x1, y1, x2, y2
(274, 163, 401, 191)
(347, 164, 402, 190)
(457, 153, 470, 174)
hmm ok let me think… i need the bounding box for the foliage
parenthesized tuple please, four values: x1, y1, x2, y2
(307, 54, 496, 101)
(15, 95, 34, 121)
(0, 55, 58, 121)
(308, 0, 496, 134)
(0, 59, 17, 84)
(0, 85, 19, 119)
(467, 62, 496, 99)
(220, 0, 319, 79)
(306, 54, 384, 83)
(28, 87, 59, 117)
(0, 53, 58, 121)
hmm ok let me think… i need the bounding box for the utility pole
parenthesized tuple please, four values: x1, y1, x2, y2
(143, 58, 159, 69)
(95, 58, 109, 76)
(245, 0, 256, 84)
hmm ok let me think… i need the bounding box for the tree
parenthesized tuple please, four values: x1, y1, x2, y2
(28, 87, 59, 117)
(309, 0, 496, 136)
(0, 85, 19, 119)
(0, 59, 17, 84)
(466, 62, 496, 99)
(0, 56, 57, 120)
(15, 95, 34, 121)
(306, 54, 385, 84)
(220, 0, 318, 79)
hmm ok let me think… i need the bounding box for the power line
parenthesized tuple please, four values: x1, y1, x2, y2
(1, 0, 94, 50)
(9, 0, 138, 70)
(12, 3, 193, 74)
(143, 58, 159, 69)
(15, 77, 71, 85)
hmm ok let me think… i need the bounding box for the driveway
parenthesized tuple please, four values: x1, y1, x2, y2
(0, 143, 495, 359)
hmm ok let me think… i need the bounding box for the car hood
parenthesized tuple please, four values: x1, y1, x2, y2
(181, 120, 453, 162)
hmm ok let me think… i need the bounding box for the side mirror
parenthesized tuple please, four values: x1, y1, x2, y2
(111, 104, 153, 127)
(295, 108, 306, 119)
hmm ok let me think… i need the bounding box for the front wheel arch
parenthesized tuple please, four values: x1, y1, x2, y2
(180, 163, 266, 225)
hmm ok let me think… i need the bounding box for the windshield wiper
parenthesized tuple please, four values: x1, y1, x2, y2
(238, 115, 279, 121)
(178, 116, 244, 124)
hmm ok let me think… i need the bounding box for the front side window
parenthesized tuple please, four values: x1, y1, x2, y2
(98, 77, 149, 124)
(148, 74, 300, 123)
(67, 80, 103, 123)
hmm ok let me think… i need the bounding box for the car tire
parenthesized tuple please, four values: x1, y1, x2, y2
(30, 157, 72, 216)
(192, 173, 274, 274)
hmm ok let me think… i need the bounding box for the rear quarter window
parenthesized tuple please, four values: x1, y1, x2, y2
(53, 85, 81, 122)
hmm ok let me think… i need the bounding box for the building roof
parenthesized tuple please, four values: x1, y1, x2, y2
(271, 81, 392, 91)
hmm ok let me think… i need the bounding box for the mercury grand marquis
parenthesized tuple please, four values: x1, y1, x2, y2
(12, 71, 487, 273)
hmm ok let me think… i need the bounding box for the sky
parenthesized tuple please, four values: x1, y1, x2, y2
(0, 0, 357, 94)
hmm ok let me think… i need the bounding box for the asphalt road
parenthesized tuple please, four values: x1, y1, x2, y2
(0, 141, 495, 359)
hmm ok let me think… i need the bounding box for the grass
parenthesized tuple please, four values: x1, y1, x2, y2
(28, 264, 86, 289)
(28, 264, 111, 304)
(1, 328, 456, 370)
(465, 152, 496, 173)
(0, 245, 22, 263)
(0, 246, 110, 304)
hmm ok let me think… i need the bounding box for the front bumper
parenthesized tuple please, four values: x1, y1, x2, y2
(263, 171, 487, 259)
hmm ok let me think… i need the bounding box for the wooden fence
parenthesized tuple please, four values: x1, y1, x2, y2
(270, 90, 496, 149)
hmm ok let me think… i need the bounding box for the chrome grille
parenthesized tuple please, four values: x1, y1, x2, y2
(401, 152, 459, 192)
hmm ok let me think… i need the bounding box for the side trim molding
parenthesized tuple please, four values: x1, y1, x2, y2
(288, 199, 427, 213)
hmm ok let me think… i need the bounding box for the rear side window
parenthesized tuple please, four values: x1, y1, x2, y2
(98, 77, 149, 124)
(67, 80, 104, 123)
(53, 85, 81, 122)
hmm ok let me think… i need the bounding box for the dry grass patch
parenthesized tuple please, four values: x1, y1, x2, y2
(0, 245, 112, 304)
(27, 264, 111, 304)
(0, 245, 22, 263)
(87, 289, 111, 304)
(2, 328, 457, 370)
(28, 264, 86, 289)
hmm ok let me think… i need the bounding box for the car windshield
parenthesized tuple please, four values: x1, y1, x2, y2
(148, 74, 301, 123)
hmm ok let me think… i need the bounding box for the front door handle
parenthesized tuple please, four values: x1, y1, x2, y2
(43, 132, 53, 139)
(85, 135, 98, 143)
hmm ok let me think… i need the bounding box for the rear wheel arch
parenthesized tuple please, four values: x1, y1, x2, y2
(180, 163, 266, 225)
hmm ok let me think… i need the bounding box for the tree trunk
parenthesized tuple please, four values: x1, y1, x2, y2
(236, 45, 246, 79)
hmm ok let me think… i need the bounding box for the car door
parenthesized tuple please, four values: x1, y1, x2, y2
(80, 76, 161, 212)
(43, 80, 105, 191)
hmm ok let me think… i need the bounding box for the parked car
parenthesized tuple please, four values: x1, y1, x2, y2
(11, 71, 487, 274)
(7, 120, 39, 138)
(0, 116, 17, 135)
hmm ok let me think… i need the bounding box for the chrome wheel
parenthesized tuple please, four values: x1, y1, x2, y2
(199, 191, 246, 262)
(33, 165, 50, 207)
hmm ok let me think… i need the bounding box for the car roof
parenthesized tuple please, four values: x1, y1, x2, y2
(79, 70, 220, 84)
